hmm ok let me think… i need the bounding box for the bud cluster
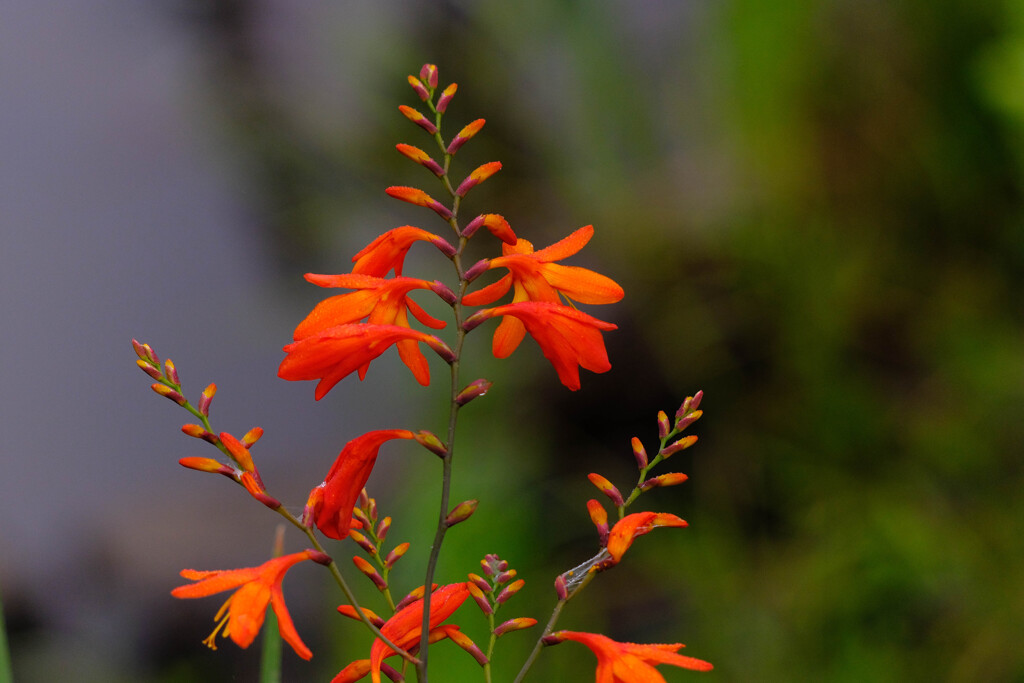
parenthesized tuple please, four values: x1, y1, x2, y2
(468, 554, 538, 642)
(348, 489, 411, 602)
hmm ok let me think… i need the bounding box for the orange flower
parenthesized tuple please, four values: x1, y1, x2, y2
(605, 512, 688, 566)
(289, 273, 450, 386)
(351, 226, 454, 277)
(171, 550, 320, 660)
(307, 430, 414, 540)
(278, 323, 454, 400)
(462, 225, 623, 357)
(464, 301, 616, 390)
(547, 631, 712, 681)
(333, 583, 471, 683)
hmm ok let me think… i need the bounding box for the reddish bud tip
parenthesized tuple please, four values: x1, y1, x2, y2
(419, 63, 438, 89)
(181, 424, 217, 444)
(132, 340, 159, 365)
(136, 359, 162, 381)
(220, 432, 256, 473)
(151, 383, 186, 406)
(640, 472, 690, 491)
(376, 516, 392, 543)
(447, 119, 485, 155)
(462, 258, 491, 282)
(398, 105, 437, 134)
(163, 359, 180, 385)
(587, 473, 624, 507)
(631, 436, 649, 470)
(677, 390, 704, 419)
(407, 75, 430, 101)
(431, 235, 457, 258)
(468, 572, 491, 592)
(385, 186, 452, 219)
(554, 575, 568, 601)
(456, 161, 502, 197)
(494, 617, 538, 637)
(467, 582, 493, 615)
(456, 378, 493, 406)
(430, 280, 458, 304)
(495, 579, 524, 604)
(178, 456, 231, 475)
(352, 556, 388, 591)
(199, 383, 216, 416)
(657, 410, 671, 439)
(396, 143, 444, 176)
(241, 426, 264, 447)
(252, 491, 282, 509)
(349, 530, 376, 555)
(494, 568, 517, 585)
(384, 542, 410, 570)
(446, 499, 479, 527)
(414, 430, 448, 457)
(436, 83, 457, 113)
(542, 633, 565, 646)
(307, 549, 332, 566)
(675, 410, 703, 433)
(661, 434, 698, 458)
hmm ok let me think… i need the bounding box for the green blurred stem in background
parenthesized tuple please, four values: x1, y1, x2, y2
(0, 589, 13, 683)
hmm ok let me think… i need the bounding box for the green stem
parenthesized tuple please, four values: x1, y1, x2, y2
(0, 587, 13, 683)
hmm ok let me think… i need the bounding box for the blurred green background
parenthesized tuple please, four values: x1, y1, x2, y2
(5, 1, 1024, 681)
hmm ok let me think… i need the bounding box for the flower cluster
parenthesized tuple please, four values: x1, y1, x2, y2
(134, 63, 711, 682)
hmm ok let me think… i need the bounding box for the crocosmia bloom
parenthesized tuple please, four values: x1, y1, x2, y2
(333, 582, 470, 683)
(464, 301, 616, 390)
(462, 225, 623, 357)
(547, 630, 712, 681)
(278, 323, 453, 400)
(351, 226, 454, 277)
(605, 511, 688, 566)
(307, 429, 414, 540)
(171, 550, 319, 660)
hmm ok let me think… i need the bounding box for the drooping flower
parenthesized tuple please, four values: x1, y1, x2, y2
(171, 550, 322, 660)
(278, 323, 454, 400)
(605, 511, 688, 566)
(306, 430, 414, 540)
(462, 225, 623, 357)
(546, 631, 712, 681)
(351, 226, 454, 277)
(463, 301, 617, 390)
(333, 583, 471, 683)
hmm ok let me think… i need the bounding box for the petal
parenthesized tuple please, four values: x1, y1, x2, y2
(541, 263, 624, 304)
(270, 583, 313, 660)
(462, 274, 512, 306)
(531, 225, 594, 262)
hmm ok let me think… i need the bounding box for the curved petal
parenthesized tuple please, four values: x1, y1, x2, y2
(531, 225, 594, 262)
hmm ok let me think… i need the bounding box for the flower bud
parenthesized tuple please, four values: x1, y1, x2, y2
(467, 572, 491, 592)
(419, 63, 438, 89)
(446, 499, 479, 527)
(456, 162, 502, 197)
(456, 378, 492, 406)
(181, 424, 216, 443)
(587, 473, 624, 507)
(220, 432, 255, 473)
(462, 258, 491, 282)
(241, 426, 264, 447)
(396, 143, 443, 176)
(151, 383, 185, 406)
(494, 617, 538, 637)
(338, 604, 385, 628)
(163, 359, 180, 385)
(495, 578, 524, 604)
(586, 499, 609, 544)
(414, 430, 447, 457)
(467, 582, 493, 615)
(436, 83, 457, 112)
(640, 472, 689, 491)
(407, 75, 430, 101)
(657, 410, 670, 439)
(447, 628, 489, 666)
(676, 390, 704, 420)
(398, 105, 437, 134)
(494, 568, 517, 585)
(375, 516, 392, 543)
(631, 436, 648, 470)
(178, 456, 231, 475)
(447, 118, 485, 155)
(661, 434, 698, 458)
(430, 280, 458, 304)
(198, 383, 216, 416)
(385, 186, 452, 219)
(554, 575, 568, 601)
(352, 556, 388, 591)
(349, 529, 376, 555)
(136, 359, 162, 380)
(674, 410, 703, 433)
(132, 339, 159, 365)
(384, 542, 410, 570)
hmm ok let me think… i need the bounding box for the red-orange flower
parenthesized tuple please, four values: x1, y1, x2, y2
(171, 550, 320, 660)
(605, 511, 688, 566)
(462, 225, 623, 357)
(464, 301, 617, 390)
(352, 226, 454, 277)
(278, 323, 454, 400)
(547, 631, 712, 681)
(333, 583, 471, 683)
(306, 429, 414, 540)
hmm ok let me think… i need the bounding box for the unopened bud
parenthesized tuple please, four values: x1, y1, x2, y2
(436, 83, 457, 112)
(220, 432, 255, 473)
(447, 119, 485, 155)
(396, 143, 444, 176)
(414, 430, 447, 457)
(136, 359, 162, 380)
(495, 578, 524, 604)
(132, 339, 159, 365)
(151, 383, 185, 406)
(657, 410, 670, 439)
(181, 424, 217, 444)
(467, 582, 493, 615)
(198, 383, 216, 416)
(430, 280, 457, 304)
(631, 436, 648, 470)
(467, 572, 491, 592)
(675, 410, 703, 433)
(349, 530, 376, 555)
(398, 105, 437, 134)
(419, 63, 438, 89)
(351, 507, 371, 528)
(384, 542, 410, 570)
(163, 359, 180, 385)
(494, 617, 538, 637)
(241, 426, 263, 447)
(494, 568, 517, 585)
(407, 75, 430, 101)
(676, 390, 704, 420)
(587, 472, 624, 507)
(661, 434, 698, 458)
(447, 628, 489, 666)
(446, 499, 478, 527)
(586, 499, 609, 545)
(456, 162, 502, 197)
(352, 556, 387, 591)
(385, 186, 452, 219)
(357, 488, 370, 509)
(554, 575, 568, 601)
(375, 516, 392, 542)
(640, 472, 690, 491)
(462, 258, 491, 282)
(178, 456, 230, 475)
(456, 378, 492, 406)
